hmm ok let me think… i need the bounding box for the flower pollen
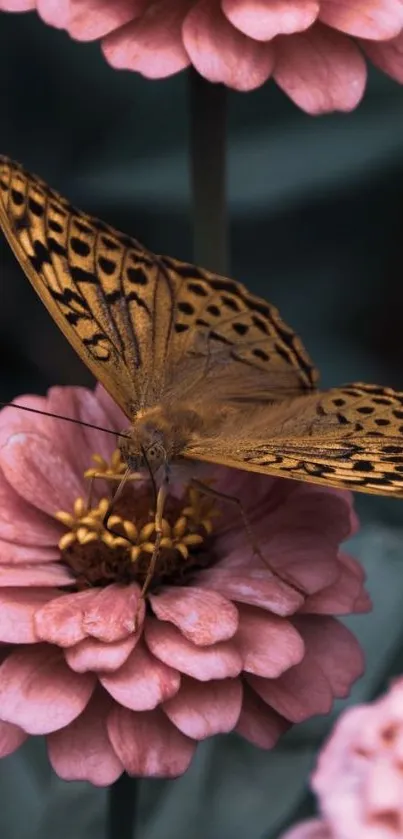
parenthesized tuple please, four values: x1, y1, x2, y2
(55, 449, 218, 592)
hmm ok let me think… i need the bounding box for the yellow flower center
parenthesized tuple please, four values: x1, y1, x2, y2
(55, 450, 219, 591)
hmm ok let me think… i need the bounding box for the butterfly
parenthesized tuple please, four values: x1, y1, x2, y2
(1, 154, 403, 505)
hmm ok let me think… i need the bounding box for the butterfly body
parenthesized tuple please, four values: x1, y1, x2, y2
(2, 155, 403, 498)
(118, 401, 222, 473)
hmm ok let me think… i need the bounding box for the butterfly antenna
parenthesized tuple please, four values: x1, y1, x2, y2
(0, 401, 130, 439)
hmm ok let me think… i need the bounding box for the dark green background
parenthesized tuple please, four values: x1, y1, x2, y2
(1, 11, 403, 838)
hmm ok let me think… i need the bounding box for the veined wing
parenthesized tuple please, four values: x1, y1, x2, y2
(0, 156, 318, 420)
(184, 383, 403, 496)
(0, 156, 178, 416)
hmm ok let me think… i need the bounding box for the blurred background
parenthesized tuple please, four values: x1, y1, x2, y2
(1, 10, 403, 839)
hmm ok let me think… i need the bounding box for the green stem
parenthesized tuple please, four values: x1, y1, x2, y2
(107, 772, 137, 839)
(189, 69, 229, 274)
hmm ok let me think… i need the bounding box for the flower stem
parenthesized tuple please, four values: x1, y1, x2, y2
(107, 772, 137, 839)
(189, 69, 229, 274)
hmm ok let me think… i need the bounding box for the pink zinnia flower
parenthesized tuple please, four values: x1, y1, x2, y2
(0, 384, 369, 785)
(279, 678, 403, 839)
(2, 1, 403, 113)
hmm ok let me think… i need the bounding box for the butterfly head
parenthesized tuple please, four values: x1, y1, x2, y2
(117, 404, 200, 476)
(118, 428, 167, 475)
(117, 407, 174, 476)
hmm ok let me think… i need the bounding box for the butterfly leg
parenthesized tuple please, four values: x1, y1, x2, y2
(85, 466, 140, 514)
(90, 464, 169, 613)
(85, 475, 96, 510)
(99, 467, 146, 628)
(190, 479, 309, 595)
(100, 467, 135, 540)
(139, 469, 170, 600)
(190, 477, 268, 568)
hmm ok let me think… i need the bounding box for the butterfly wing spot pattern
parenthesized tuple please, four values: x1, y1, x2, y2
(1, 155, 403, 499)
(182, 382, 403, 495)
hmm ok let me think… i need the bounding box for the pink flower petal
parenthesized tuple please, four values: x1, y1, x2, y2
(0, 645, 95, 734)
(339, 551, 366, 583)
(43, 386, 109, 483)
(163, 675, 242, 739)
(273, 23, 367, 114)
(65, 633, 138, 673)
(34, 590, 99, 647)
(0, 719, 27, 757)
(0, 588, 55, 643)
(0, 540, 60, 565)
(215, 483, 354, 575)
(0, 563, 72, 587)
(293, 616, 364, 698)
(107, 705, 196, 777)
(352, 589, 371, 613)
(364, 757, 403, 814)
(82, 584, 142, 642)
(212, 468, 293, 543)
(319, 0, 403, 40)
(0, 392, 82, 470)
(183, 0, 274, 90)
(317, 699, 383, 761)
(101, 641, 181, 710)
(222, 0, 319, 41)
(5, 387, 114, 500)
(47, 690, 123, 786)
(300, 554, 371, 614)
(235, 684, 290, 748)
(102, 0, 191, 77)
(145, 617, 242, 681)
(0, 432, 84, 515)
(149, 586, 238, 646)
(307, 695, 403, 838)
(0, 0, 35, 10)
(382, 678, 403, 730)
(51, 386, 126, 484)
(247, 652, 334, 722)
(68, 0, 146, 41)
(198, 567, 304, 613)
(236, 604, 305, 677)
(261, 490, 351, 593)
(37, 0, 70, 27)
(0, 396, 50, 443)
(279, 819, 333, 839)
(0, 468, 61, 545)
(361, 30, 403, 82)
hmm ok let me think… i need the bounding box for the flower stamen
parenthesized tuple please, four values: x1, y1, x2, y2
(54, 449, 218, 591)
(84, 450, 141, 482)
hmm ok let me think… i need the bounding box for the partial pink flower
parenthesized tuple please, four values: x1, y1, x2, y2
(0, 384, 369, 784)
(280, 820, 333, 839)
(2, 1, 403, 113)
(279, 679, 403, 839)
